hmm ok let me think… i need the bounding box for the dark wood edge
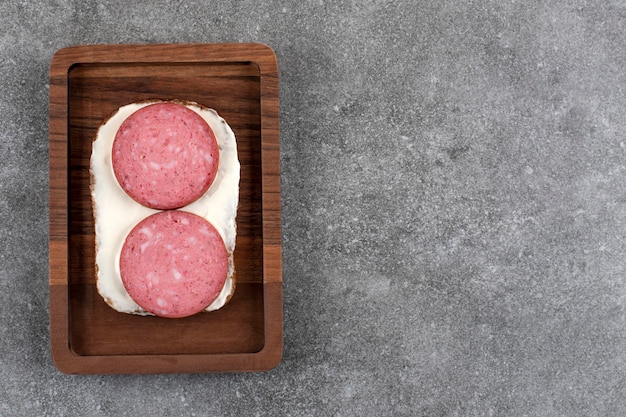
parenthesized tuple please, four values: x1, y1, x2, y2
(49, 46, 71, 370)
(49, 43, 282, 374)
(259, 47, 283, 364)
(50, 284, 282, 374)
(50, 43, 278, 74)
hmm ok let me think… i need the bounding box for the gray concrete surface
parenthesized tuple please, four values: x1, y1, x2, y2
(1, 0, 625, 415)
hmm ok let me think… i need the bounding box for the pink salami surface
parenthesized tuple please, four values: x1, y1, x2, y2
(112, 102, 219, 210)
(119, 210, 228, 318)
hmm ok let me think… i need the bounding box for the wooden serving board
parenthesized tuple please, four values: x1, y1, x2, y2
(49, 44, 282, 374)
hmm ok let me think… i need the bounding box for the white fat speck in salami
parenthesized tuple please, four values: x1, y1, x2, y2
(120, 211, 228, 318)
(112, 102, 219, 210)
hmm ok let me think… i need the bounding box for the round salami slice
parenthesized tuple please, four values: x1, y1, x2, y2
(112, 102, 219, 210)
(119, 210, 228, 318)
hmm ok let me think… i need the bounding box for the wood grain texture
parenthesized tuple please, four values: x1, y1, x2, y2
(49, 43, 282, 374)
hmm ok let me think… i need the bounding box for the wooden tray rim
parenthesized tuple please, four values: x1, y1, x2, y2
(48, 43, 282, 374)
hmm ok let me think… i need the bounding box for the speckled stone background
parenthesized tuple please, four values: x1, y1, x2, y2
(1, 0, 624, 416)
